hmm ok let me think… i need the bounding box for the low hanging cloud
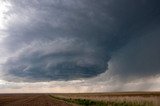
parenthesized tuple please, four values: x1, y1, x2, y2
(0, 0, 160, 82)
(110, 32, 160, 80)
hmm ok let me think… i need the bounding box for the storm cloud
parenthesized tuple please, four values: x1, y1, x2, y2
(0, 0, 160, 82)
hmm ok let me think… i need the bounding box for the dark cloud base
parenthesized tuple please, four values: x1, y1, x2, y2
(2, 0, 160, 82)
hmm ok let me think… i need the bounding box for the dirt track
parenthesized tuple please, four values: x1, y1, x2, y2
(0, 94, 76, 106)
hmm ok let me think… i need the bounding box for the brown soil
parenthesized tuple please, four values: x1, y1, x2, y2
(0, 94, 76, 106)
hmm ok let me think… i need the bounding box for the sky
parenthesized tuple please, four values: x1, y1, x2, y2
(0, 0, 160, 93)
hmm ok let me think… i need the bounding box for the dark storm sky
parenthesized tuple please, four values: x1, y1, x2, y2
(1, 0, 160, 82)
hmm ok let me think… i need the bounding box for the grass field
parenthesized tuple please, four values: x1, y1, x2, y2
(0, 92, 159, 106)
(50, 92, 160, 106)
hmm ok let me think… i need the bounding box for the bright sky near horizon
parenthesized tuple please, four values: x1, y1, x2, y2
(0, 0, 160, 93)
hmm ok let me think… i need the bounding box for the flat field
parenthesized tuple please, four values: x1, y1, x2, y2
(0, 94, 76, 106)
(0, 92, 159, 106)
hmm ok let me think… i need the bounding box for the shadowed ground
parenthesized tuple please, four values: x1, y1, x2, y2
(0, 92, 159, 106)
(0, 94, 76, 106)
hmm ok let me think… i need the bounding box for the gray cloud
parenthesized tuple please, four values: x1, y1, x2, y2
(1, 0, 160, 82)
(110, 28, 160, 79)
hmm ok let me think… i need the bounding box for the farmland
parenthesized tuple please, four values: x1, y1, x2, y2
(0, 94, 76, 106)
(0, 92, 159, 106)
(51, 92, 160, 106)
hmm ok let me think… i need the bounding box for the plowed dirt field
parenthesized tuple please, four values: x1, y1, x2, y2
(0, 94, 76, 106)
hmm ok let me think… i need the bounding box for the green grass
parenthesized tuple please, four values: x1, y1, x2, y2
(49, 95, 153, 106)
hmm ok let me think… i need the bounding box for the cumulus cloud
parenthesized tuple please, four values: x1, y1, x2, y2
(0, 0, 160, 85)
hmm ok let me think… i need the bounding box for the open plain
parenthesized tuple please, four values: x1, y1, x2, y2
(0, 92, 159, 106)
(0, 94, 76, 106)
